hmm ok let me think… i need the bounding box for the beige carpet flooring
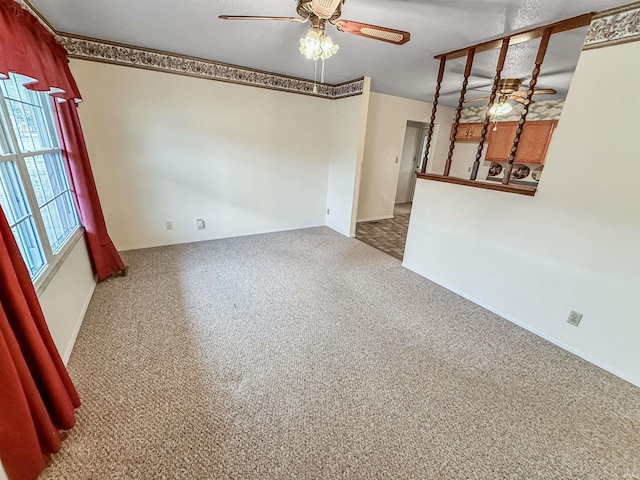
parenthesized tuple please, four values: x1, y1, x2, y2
(42, 227, 640, 479)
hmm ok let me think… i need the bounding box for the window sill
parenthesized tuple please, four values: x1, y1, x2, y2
(417, 173, 537, 197)
(34, 227, 85, 296)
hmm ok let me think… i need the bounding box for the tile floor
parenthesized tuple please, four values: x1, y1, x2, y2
(355, 203, 412, 260)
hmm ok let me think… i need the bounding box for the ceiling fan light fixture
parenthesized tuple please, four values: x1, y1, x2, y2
(299, 27, 339, 60)
(488, 101, 513, 116)
(299, 28, 323, 59)
(320, 35, 339, 59)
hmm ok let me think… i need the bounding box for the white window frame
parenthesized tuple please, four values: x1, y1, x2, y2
(0, 76, 82, 293)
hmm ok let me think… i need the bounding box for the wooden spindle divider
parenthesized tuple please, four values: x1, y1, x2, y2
(417, 14, 593, 195)
(421, 57, 447, 175)
(470, 38, 510, 181)
(502, 28, 552, 184)
(444, 48, 475, 176)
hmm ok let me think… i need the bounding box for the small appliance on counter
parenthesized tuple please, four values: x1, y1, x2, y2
(486, 162, 542, 187)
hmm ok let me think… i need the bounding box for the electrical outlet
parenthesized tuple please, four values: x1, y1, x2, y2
(395, 157, 399, 164)
(165, 221, 173, 230)
(326, 208, 330, 215)
(567, 311, 583, 327)
(196, 218, 205, 230)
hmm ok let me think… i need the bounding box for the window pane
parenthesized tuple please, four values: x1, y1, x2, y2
(11, 218, 46, 278)
(4, 98, 56, 151)
(41, 191, 79, 253)
(0, 161, 31, 225)
(1, 73, 42, 105)
(25, 154, 68, 206)
(0, 74, 25, 102)
(1, 74, 57, 152)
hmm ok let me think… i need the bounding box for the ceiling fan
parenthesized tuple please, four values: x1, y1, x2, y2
(220, 0, 411, 61)
(465, 78, 557, 106)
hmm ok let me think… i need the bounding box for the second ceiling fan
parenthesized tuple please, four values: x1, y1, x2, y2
(465, 78, 557, 106)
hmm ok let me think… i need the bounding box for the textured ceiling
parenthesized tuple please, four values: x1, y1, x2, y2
(31, 0, 631, 104)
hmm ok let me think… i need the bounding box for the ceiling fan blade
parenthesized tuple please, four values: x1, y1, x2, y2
(511, 88, 557, 97)
(219, 15, 307, 23)
(531, 88, 557, 95)
(510, 95, 536, 105)
(464, 95, 491, 104)
(331, 19, 410, 45)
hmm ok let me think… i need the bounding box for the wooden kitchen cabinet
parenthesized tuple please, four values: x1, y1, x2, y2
(485, 123, 518, 161)
(486, 120, 557, 164)
(453, 123, 470, 141)
(451, 122, 484, 142)
(467, 123, 484, 140)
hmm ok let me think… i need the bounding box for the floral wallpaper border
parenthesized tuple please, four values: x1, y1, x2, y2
(584, 1, 640, 50)
(56, 34, 364, 100)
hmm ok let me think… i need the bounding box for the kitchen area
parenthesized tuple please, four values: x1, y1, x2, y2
(449, 98, 565, 187)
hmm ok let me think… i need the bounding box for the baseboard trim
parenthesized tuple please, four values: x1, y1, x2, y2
(62, 277, 97, 365)
(357, 215, 394, 223)
(118, 223, 327, 252)
(402, 261, 640, 388)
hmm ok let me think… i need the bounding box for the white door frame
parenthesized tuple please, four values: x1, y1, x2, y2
(409, 124, 439, 201)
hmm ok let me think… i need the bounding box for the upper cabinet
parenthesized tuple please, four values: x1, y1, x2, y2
(486, 120, 557, 164)
(467, 123, 484, 140)
(451, 122, 484, 142)
(452, 120, 558, 164)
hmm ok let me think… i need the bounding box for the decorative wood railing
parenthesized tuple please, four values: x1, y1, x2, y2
(418, 13, 594, 196)
(470, 38, 509, 181)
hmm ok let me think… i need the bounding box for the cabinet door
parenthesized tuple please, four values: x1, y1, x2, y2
(452, 123, 470, 141)
(516, 121, 557, 164)
(467, 123, 485, 141)
(486, 122, 518, 161)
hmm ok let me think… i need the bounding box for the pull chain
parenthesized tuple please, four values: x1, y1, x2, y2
(313, 59, 318, 93)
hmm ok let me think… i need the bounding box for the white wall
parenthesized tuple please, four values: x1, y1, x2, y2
(449, 142, 489, 180)
(38, 237, 96, 364)
(325, 78, 371, 237)
(357, 92, 454, 222)
(403, 41, 640, 387)
(395, 125, 419, 204)
(70, 59, 337, 251)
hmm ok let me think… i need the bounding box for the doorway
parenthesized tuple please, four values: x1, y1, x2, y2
(355, 121, 434, 260)
(395, 121, 431, 211)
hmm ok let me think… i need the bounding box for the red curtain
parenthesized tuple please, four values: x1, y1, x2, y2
(0, 207, 81, 480)
(55, 100, 126, 280)
(0, 0, 80, 100)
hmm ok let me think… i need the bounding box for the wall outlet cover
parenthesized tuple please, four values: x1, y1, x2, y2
(165, 221, 173, 230)
(196, 218, 205, 230)
(567, 311, 583, 327)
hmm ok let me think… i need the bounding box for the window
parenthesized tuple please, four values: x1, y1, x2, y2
(0, 73, 80, 283)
